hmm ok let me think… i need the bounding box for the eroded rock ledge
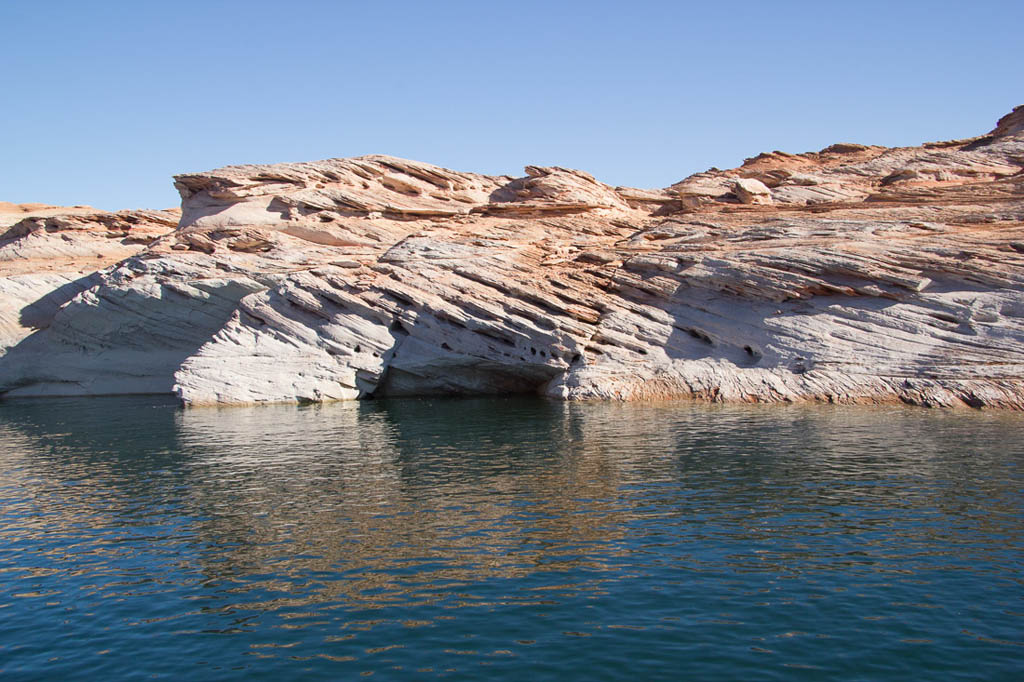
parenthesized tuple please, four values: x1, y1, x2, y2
(2, 107, 1024, 408)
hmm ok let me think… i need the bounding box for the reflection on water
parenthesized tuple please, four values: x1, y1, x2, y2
(0, 397, 1022, 680)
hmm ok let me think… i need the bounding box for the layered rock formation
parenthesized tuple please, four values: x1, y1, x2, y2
(2, 107, 1023, 407)
(0, 205, 180, 379)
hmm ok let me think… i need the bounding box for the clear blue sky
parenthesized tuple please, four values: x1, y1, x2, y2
(2, 0, 1021, 211)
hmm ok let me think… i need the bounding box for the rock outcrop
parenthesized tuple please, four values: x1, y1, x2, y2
(0, 206, 179, 275)
(2, 109, 1024, 408)
(0, 206, 180, 368)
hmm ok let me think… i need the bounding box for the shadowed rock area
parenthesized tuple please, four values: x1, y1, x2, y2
(2, 107, 1024, 408)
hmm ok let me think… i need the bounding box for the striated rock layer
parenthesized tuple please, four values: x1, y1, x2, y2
(2, 107, 1024, 408)
(0, 205, 180, 381)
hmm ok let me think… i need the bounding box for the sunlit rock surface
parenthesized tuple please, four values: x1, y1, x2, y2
(0, 205, 181, 387)
(2, 108, 1024, 407)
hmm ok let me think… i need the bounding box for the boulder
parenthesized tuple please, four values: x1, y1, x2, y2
(732, 178, 773, 204)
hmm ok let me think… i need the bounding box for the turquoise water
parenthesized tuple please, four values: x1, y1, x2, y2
(0, 397, 1022, 680)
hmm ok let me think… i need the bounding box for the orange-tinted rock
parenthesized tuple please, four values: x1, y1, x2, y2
(2, 109, 1024, 409)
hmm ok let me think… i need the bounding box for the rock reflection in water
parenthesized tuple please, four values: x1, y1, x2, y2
(172, 399, 638, 611)
(0, 397, 1022, 679)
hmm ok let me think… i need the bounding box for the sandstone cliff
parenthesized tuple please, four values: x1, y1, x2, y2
(2, 107, 1023, 407)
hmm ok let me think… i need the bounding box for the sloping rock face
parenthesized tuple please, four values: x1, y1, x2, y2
(0, 206, 180, 375)
(2, 110, 1024, 407)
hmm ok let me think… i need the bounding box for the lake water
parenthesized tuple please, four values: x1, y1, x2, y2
(0, 396, 1022, 680)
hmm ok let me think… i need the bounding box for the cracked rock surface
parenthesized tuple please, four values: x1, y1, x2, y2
(2, 107, 1024, 408)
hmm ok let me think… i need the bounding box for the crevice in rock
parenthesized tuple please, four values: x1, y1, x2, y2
(687, 328, 713, 345)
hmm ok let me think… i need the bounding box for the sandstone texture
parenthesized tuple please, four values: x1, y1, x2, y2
(0, 205, 180, 379)
(2, 107, 1024, 408)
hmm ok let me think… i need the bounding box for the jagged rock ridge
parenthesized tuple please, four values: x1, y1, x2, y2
(1, 108, 1023, 408)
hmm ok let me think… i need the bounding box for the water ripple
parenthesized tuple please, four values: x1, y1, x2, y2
(0, 397, 1022, 679)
